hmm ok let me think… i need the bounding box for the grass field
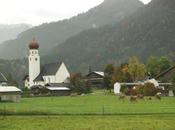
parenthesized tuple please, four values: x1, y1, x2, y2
(0, 92, 175, 130)
(0, 115, 175, 130)
(0, 92, 175, 115)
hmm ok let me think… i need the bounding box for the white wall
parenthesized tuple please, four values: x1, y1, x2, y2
(55, 62, 70, 83)
(28, 49, 40, 87)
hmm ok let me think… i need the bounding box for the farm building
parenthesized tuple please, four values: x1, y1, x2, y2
(85, 71, 104, 88)
(0, 86, 22, 102)
(156, 65, 175, 82)
(31, 83, 70, 96)
(0, 72, 8, 86)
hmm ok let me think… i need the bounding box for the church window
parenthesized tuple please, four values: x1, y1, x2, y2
(35, 58, 37, 61)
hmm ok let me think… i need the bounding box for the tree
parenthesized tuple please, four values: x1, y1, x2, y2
(128, 57, 146, 82)
(146, 56, 160, 77)
(146, 56, 171, 77)
(70, 73, 91, 95)
(104, 64, 115, 92)
(112, 64, 132, 83)
(158, 56, 171, 72)
(6, 73, 18, 86)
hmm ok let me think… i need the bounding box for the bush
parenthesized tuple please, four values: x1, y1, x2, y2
(135, 83, 157, 96)
(70, 80, 91, 95)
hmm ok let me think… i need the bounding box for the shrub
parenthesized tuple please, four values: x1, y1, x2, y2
(135, 83, 157, 96)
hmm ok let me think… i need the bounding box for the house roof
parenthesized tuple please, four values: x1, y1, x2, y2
(93, 71, 104, 77)
(46, 87, 70, 91)
(86, 71, 104, 77)
(155, 66, 175, 79)
(0, 86, 21, 93)
(0, 72, 7, 82)
(45, 83, 69, 87)
(34, 62, 62, 82)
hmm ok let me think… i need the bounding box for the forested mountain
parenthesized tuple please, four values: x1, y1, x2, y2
(0, 24, 31, 44)
(44, 0, 175, 73)
(0, 0, 143, 59)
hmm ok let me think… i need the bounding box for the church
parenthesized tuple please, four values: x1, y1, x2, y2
(24, 39, 70, 89)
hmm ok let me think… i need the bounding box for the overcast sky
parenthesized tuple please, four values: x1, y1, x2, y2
(0, 0, 151, 26)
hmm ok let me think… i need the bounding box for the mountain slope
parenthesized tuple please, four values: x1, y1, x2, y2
(0, 0, 143, 59)
(0, 24, 31, 44)
(44, 0, 175, 73)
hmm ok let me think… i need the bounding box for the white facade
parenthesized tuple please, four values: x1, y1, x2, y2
(28, 49, 40, 88)
(114, 82, 121, 95)
(36, 63, 70, 85)
(55, 63, 70, 83)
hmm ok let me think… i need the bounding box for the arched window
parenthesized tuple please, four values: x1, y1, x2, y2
(35, 58, 37, 61)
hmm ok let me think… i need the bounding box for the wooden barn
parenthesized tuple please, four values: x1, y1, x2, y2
(31, 83, 71, 96)
(0, 86, 22, 102)
(85, 71, 104, 88)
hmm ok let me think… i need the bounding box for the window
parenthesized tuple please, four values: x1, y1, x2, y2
(35, 58, 37, 61)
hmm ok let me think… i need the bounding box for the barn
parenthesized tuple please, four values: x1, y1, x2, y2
(85, 71, 104, 88)
(0, 86, 22, 102)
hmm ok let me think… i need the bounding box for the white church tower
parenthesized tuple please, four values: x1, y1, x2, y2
(28, 38, 40, 88)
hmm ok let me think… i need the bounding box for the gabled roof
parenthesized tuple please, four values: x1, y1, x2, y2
(41, 62, 62, 76)
(46, 87, 70, 91)
(93, 71, 104, 77)
(0, 86, 21, 93)
(155, 66, 175, 79)
(34, 62, 62, 82)
(45, 83, 69, 87)
(0, 72, 7, 83)
(86, 71, 104, 77)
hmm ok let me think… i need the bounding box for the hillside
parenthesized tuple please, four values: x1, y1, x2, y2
(0, 24, 31, 44)
(0, 0, 143, 59)
(44, 0, 175, 73)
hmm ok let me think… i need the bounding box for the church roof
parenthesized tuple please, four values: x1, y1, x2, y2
(34, 62, 62, 82)
(0, 72, 7, 83)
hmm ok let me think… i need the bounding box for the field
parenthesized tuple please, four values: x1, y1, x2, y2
(0, 93, 175, 130)
(0, 93, 175, 115)
(0, 115, 175, 130)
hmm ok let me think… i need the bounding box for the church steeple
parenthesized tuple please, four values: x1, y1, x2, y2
(28, 38, 40, 88)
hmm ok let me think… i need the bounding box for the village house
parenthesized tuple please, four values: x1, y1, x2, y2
(85, 71, 104, 88)
(0, 86, 22, 102)
(24, 39, 71, 95)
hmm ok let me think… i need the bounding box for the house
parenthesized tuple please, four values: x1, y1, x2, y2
(85, 71, 104, 88)
(0, 72, 7, 86)
(30, 83, 70, 96)
(155, 65, 175, 82)
(0, 86, 21, 102)
(155, 66, 175, 96)
(24, 38, 70, 95)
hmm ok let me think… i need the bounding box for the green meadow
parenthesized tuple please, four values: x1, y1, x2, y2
(0, 115, 175, 130)
(0, 92, 175, 130)
(0, 93, 175, 115)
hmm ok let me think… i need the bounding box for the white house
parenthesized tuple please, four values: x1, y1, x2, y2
(24, 39, 70, 89)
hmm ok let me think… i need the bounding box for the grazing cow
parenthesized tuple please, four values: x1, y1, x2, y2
(155, 92, 162, 100)
(130, 96, 137, 102)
